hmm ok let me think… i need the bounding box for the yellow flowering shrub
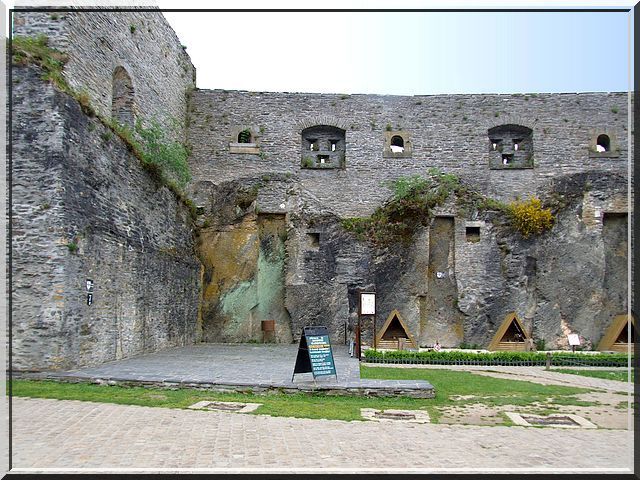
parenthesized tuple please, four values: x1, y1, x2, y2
(507, 197, 554, 238)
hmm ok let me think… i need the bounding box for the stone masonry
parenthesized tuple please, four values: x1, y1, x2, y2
(13, 8, 196, 140)
(11, 10, 200, 370)
(10, 9, 632, 370)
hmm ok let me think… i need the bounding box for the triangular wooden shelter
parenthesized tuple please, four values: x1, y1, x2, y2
(375, 309, 418, 350)
(488, 312, 531, 351)
(597, 314, 635, 352)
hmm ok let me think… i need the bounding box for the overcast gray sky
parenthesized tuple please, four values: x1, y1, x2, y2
(160, 8, 633, 95)
(3, 1, 635, 95)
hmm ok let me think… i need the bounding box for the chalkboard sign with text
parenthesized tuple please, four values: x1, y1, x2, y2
(291, 326, 337, 381)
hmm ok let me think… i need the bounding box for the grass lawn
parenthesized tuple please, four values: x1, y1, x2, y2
(11, 366, 595, 424)
(360, 366, 596, 409)
(551, 368, 633, 382)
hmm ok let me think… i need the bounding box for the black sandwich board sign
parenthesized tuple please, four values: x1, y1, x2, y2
(291, 326, 337, 381)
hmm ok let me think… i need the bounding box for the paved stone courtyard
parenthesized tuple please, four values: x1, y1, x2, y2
(20, 344, 434, 397)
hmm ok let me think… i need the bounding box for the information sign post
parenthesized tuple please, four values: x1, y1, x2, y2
(358, 291, 376, 360)
(567, 334, 581, 353)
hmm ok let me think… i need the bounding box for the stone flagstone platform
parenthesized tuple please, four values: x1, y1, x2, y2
(15, 343, 435, 398)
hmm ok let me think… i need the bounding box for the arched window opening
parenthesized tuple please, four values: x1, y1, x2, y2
(513, 138, 522, 151)
(112, 66, 135, 128)
(384, 131, 411, 157)
(238, 129, 252, 144)
(390, 135, 405, 153)
(596, 134, 610, 152)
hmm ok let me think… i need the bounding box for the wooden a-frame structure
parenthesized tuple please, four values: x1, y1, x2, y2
(488, 312, 531, 351)
(375, 309, 418, 350)
(597, 314, 635, 352)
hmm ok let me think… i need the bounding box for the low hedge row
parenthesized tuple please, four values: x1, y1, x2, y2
(362, 349, 631, 367)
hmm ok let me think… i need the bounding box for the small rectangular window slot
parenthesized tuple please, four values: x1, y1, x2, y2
(317, 155, 330, 164)
(502, 154, 513, 165)
(466, 226, 480, 242)
(307, 232, 320, 248)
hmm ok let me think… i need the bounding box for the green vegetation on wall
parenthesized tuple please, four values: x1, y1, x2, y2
(134, 120, 192, 189)
(12, 35, 70, 93)
(340, 169, 555, 245)
(11, 34, 196, 219)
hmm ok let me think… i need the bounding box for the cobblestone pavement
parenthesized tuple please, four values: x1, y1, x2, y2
(10, 397, 633, 474)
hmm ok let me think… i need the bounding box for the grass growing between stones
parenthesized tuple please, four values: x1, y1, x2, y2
(12, 367, 596, 425)
(339, 169, 559, 245)
(551, 369, 633, 382)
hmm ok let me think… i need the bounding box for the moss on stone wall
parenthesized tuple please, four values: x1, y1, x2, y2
(12, 34, 196, 219)
(341, 169, 560, 245)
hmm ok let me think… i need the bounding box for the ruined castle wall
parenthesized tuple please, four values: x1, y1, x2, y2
(11, 65, 201, 371)
(188, 90, 628, 217)
(189, 89, 629, 348)
(13, 9, 195, 140)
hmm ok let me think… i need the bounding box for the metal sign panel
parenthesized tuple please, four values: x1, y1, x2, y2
(360, 292, 376, 315)
(567, 334, 581, 346)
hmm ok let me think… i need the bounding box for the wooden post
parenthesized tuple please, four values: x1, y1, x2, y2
(355, 321, 361, 361)
(545, 352, 552, 370)
(373, 313, 377, 350)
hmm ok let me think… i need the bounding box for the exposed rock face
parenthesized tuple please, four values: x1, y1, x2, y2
(194, 169, 629, 350)
(197, 213, 292, 343)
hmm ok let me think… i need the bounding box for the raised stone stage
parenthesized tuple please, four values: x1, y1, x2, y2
(16, 343, 435, 399)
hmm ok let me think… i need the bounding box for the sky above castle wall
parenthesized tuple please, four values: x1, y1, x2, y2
(155, 2, 634, 95)
(3, 1, 635, 95)
(164, 11, 632, 95)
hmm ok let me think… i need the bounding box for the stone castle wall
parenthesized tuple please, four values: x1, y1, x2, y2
(13, 9, 195, 140)
(188, 88, 630, 348)
(187, 89, 628, 217)
(11, 64, 201, 371)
